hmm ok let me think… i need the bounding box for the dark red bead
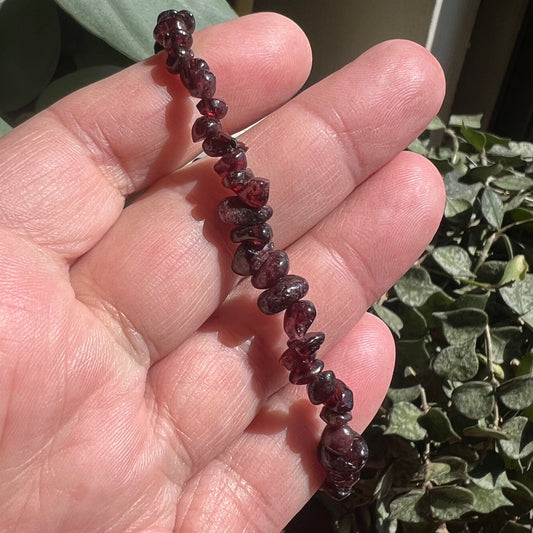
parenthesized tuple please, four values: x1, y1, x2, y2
(319, 431, 368, 474)
(321, 480, 352, 501)
(321, 425, 357, 455)
(164, 28, 193, 50)
(154, 42, 164, 54)
(283, 300, 316, 339)
(257, 275, 309, 315)
(320, 407, 353, 427)
(214, 149, 247, 178)
(287, 331, 325, 355)
(218, 197, 273, 226)
(230, 223, 272, 247)
(251, 250, 289, 289)
(157, 10, 179, 23)
(192, 116, 220, 142)
(180, 58, 210, 89)
(197, 98, 228, 119)
(166, 47, 193, 74)
(280, 348, 306, 371)
(176, 10, 195, 33)
(232, 242, 274, 276)
(188, 69, 216, 99)
(237, 178, 270, 208)
(222, 168, 253, 190)
(154, 17, 187, 45)
(307, 370, 337, 405)
(325, 379, 354, 413)
(203, 133, 244, 157)
(289, 359, 324, 385)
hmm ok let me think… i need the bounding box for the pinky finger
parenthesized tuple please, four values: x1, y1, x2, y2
(175, 313, 394, 533)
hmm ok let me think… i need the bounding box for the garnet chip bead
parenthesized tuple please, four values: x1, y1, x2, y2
(257, 275, 309, 315)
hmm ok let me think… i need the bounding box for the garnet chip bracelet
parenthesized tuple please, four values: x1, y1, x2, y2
(153, 9, 368, 501)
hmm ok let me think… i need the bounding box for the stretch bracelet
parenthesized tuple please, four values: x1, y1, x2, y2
(153, 10, 368, 501)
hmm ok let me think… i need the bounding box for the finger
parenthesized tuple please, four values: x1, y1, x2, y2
(149, 150, 443, 480)
(71, 39, 445, 359)
(0, 13, 311, 261)
(174, 314, 395, 532)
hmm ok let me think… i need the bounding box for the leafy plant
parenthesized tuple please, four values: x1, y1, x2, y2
(0, 0, 236, 131)
(305, 115, 533, 533)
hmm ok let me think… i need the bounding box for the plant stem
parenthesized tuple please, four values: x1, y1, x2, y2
(485, 325, 500, 428)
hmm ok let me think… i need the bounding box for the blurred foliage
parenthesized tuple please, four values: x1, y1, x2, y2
(0, 0, 235, 129)
(290, 115, 533, 533)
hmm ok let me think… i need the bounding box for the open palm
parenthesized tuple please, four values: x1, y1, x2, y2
(0, 13, 445, 533)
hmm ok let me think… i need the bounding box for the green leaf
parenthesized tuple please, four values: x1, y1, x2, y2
(468, 163, 503, 182)
(503, 480, 533, 514)
(481, 187, 504, 229)
(499, 274, 533, 315)
(394, 267, 440, 307)
(427, 486, 473, 520)
(431, 456, 469, 484)
(497, 255, 529, 287)
(498, 416, 533, 460)
(451, 381, 494, 419)
(396, 339, 430, 373)
(387, 385, 422, 403)
(434, 308, 488, 345)
(492, 173, 533, 191)
(373, 303, 403, 337)
(444, 170, 482, 202)
(444, 197, 473, 226)
(384, 402, 427, 441)
(469, 486, 513, 514)
(391, 303, 427, 339)
(454, 291, 490, 310)
(469, 451, 516, 490)
(418, 407, 460, 442)
(36, 66, 123, 111)
(461, 125, 487, 152)
(449, 114, 483, 128)
(54, 0, 237, 61)
(433, 342, 479, 381)
(408, 137, 429, 156)
(463, 423, 509, 440)
(0, 0, 60, 112)
(427, 116, 446, 130)
(491, 326, 524, 364)
(0, 117, 12, 137)
(498, 376, 533, 410)
(389, 490, 426, 523)
(433, 246, 473, 277)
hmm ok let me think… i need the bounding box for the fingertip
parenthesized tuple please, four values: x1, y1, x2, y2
(195, 12, 312, 114)
(327, 312, 395, 432)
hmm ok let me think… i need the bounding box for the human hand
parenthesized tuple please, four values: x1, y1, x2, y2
(0, 13, 444, 532)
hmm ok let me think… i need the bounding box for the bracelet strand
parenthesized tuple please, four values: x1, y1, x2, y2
(153, 9, 368, 501)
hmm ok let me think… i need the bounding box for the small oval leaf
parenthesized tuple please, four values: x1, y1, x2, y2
(481, 187, 504, 229)
(433, 246, 473, 277)
(451, 382, 494, 420)
(498, 376, 533, 410)
(433, 342, 479, 381)
(384, 402, 427, 441)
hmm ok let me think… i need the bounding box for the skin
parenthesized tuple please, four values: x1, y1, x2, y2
(0, 12, 445, 533)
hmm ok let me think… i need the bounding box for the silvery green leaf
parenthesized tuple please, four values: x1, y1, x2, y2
(433, 246, 473, 278)
(499, 274, 533, 315)
(384, 402, 427, 441)
(54, 0, 237, 61)
(394, 267, 440, 307)
(451, 381, 494, 420)
(481, 187, 504, 229)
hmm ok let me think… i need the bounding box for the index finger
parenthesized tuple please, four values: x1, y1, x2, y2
(0, 13, 311, 262)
